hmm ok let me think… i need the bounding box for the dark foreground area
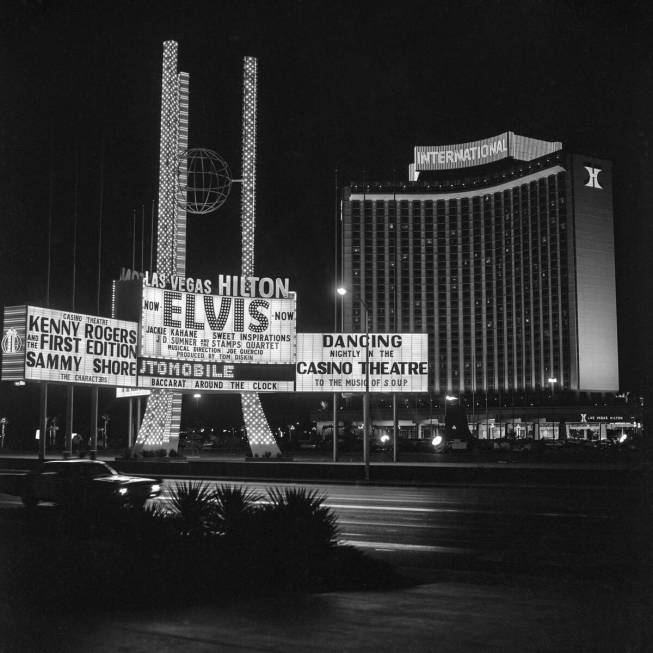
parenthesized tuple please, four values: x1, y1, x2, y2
(3, 575, 652, 653)
(1, 469, 652, 652)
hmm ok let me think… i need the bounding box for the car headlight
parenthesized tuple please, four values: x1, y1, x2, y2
(150, 484, 161, 493)
(432, 435, 443, 447)
(118, 488, 128, 496)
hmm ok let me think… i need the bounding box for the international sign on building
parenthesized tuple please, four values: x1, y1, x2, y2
(139, 286, 296, 365)
(295, 333, 429, 393)
(1, 305, 138, 387)
(413, 131, 562, 172)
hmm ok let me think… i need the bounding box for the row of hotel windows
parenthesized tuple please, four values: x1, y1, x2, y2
(346, 173, 571, 390)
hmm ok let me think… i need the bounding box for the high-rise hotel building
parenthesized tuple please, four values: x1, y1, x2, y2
(340, 132, 619, 395)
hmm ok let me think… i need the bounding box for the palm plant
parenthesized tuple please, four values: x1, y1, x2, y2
(264, 486, 339, 549)
(168, 481, 216, 537)
(210, 484, 262, 542)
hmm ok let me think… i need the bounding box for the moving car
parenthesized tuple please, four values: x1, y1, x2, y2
(22, 459, 162, 509)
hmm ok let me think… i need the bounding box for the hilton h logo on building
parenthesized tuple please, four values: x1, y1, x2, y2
(583, 166, 603, 189)
(1, 328, 24, 354)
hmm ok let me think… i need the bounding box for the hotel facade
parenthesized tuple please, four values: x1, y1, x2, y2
(333, 132, 635, 441)
(341, 132, 618, 395)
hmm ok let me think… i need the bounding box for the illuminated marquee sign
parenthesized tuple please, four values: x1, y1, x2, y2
(139, 286, 296, 365)
(295, 333, 428, 393)
(2, 305, 138, 387)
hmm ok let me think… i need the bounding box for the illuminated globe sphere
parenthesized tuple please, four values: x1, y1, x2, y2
(179, 148, 232, 214)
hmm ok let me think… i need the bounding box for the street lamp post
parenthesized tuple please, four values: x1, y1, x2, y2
(338, 287, 370, 481)
(333, 172, 340, 464)
(547, 377, 557, 438)
(547, 377, 557, 400)
(444, 395, 457, 437)
(334, 286, 349, 462)
(361, 297, 370, 481)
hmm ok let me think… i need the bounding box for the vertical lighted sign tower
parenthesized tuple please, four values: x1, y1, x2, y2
(134, 41, 189, 451)
(239, 57, 281, 458)
(134, 45, 280, 456)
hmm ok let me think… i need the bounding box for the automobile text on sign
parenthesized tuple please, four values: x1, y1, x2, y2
(136, 358, 295, 392)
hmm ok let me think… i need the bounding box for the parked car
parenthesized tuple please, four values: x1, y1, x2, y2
(22, 459, 162, 509)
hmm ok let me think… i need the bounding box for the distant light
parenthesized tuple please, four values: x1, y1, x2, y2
(380, 434, 390, 443)
(547, 377, 557, 384)
(193, 394, 201, 399)
(118, 488, 128, 496)
(445, 395, 457, 402)
(151, 484, 161, 493)
(432, 435, 443, 447)
(337, 287, 347, 296)
(13, 381, 25, 387)
(619, 433, 628, 444)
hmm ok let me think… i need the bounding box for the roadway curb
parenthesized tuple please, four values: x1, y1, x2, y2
(0, 455, 645, 488)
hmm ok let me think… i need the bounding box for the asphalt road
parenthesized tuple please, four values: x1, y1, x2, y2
(141, 476, 645, 580)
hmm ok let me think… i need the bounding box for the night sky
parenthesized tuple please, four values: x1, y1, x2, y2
(1, 0, 652, 438)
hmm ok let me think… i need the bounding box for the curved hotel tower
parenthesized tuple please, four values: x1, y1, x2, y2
(341, 132, 619, 395)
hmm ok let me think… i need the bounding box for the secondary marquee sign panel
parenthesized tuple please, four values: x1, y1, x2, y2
(1, 305, 138, 387)
(296, 333, 428, 393)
